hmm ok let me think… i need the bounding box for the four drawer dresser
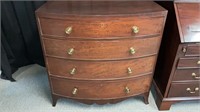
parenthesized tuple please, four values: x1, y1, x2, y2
(36, 1, 167, 106)
(153, 1, 200, 110)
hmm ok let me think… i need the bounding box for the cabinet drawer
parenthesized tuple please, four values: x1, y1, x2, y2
(39, 17, 164, 39)
(177, 58, 200, 69)
(168, 83, 200, 97)
(184, 44, 200, 57)
(43, 37, 161, 60)
(47, 56, 156, 80)
(173, 69, 200, 82)
(50, 75, 152, 99)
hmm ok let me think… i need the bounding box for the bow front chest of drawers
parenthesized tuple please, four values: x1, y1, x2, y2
(36, 1, 167, 106)
(153, 1, 200, 110)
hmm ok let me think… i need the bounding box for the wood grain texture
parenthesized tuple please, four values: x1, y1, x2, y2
(47, 56, 156, 80)
(36, 1, 166, 17)
(35, 1, 167, 106)
(50, 75, 152, 99)
(168, 82, 200, 97)
(39, 17, 164, 39)
(43, 37, 161, 60)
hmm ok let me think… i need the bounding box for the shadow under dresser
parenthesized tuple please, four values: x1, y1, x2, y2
(35, 1, 167, 106)
(154, 1, 200, 110)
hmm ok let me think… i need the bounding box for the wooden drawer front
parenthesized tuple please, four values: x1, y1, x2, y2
(177, 58, 200, 69)
(39, 17, 164, 39)
(168, 83, 200, 97)
(51, 75, 151, 99)
(43, 37, 161, 60)
(184, 45, 200, 57)
(173, 69, 200, 82)
(47, 56, 156, 80)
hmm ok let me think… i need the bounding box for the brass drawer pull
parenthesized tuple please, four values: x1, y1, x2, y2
(197, 61, 200, 65)
(182, 47, 187, 53)
(124, 87, 130, 94)
(70, 68, 76, 75)
(127, 67, 132, 74)
(132, 26, 139, 34)
(67, 48, 74, 55)
(130, 47, 136, 55)
(65, 26, 72, 35)
(192, 73, 200, 79)
(72, 87, 78, 95)
(186, 87, 199, 94)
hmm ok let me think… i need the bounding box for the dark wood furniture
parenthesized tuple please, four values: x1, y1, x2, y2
(153, 1, 200, 110)
(36, 1, 167, 106)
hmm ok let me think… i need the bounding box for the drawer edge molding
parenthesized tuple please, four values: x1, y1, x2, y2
(45, 54, 157, 62)
(37, 13, 167, 20)
(52, 91, 149, 101)
(41, 33, 161, 40)
(49, 72, 153, 81)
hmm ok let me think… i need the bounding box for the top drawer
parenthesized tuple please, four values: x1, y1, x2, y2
(38, 16, 165, 39)
(183, 44, 200, 57)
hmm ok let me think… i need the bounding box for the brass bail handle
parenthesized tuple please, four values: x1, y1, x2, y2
(197, 61, 200, 65)
(182, 47, 187, 53)
(132, 26, 139, 34)
(130, 47, 136, 55)
(192, 73, 200, 79)
(65, 26, 72, 35)
(67, 48, 74, 55)
(127, 67, 132, 74)
(72, 87, 78, 95)
(70, 68, 76, 75)
(186, 87, 199, 94)
(124, 86, 130, 94)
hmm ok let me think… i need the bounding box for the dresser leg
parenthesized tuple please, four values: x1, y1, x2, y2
(143, 92, 149, 104)
(52, 95, 59, 107)
(157, 100, 175, 110)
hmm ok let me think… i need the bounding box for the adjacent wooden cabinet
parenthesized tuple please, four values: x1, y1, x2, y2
(153, 1, 200, 110)
(36, 1, 167, 106)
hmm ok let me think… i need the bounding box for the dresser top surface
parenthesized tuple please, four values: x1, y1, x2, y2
(175, 2, 200, 43)
(36, 1, 166, 16)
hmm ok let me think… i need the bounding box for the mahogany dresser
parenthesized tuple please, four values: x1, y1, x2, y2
(154, 1, 200, 110)
(35, 1, 167, 106)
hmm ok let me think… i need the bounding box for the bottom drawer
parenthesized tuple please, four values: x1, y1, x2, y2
(168, 82, 200, 97)
(50, 75, 152, 99)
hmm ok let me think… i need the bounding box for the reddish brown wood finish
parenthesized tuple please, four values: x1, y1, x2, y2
(52, 93, 149, 106)
(43, 37, 161, 60)
(36, 1, 166, 17)
(173, 69, 200, 81)
(175, 3, 200, 42)
(50, 75, 152, 99)
(168, 82, 200, 97)
(177, 58, 200, 69)
(184, 44, 200, 57)
(36, 1, 167, 106)
(47, 56, 156, 80)
(39, 17, 164, 39)
(153, 1, 200, 110)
